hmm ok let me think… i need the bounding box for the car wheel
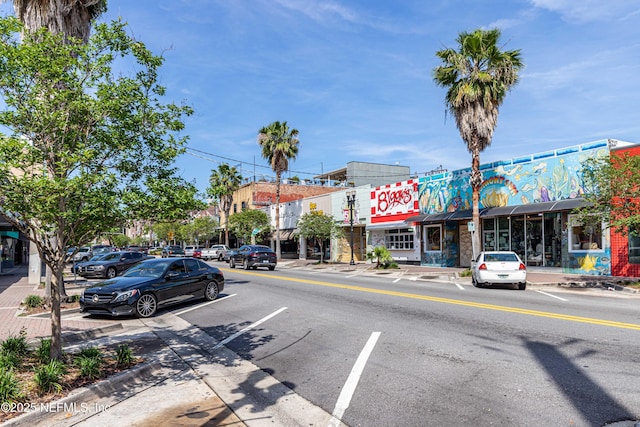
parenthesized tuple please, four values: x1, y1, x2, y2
(472, 277, 482, 288)
(268, 266, 275, 271)
(229, 258, 236, 268)
(204, 281, 219, 301)
(106, 267, 117, 279)
(243, 259, 250, 270)
(518, 282, 527, 290)
(135, 293, 157, 318)
(218, 254, 223, 261)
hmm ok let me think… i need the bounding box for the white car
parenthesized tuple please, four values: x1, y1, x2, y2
(471, 251, 527, 290)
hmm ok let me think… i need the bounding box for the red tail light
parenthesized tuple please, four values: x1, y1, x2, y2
(478, 263, 487, 270)
(519, 263, 526, 270)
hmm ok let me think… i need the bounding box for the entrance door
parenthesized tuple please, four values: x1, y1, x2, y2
(525, 215, 543, 266)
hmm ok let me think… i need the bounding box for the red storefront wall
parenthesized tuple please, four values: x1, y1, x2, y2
(610, 145, 640, 277)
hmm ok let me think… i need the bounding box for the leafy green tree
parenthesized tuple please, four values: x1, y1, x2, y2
(258, 121, 299, 260)
(577, 152, 640, 236)
(228, 209, 271, 245)
(433, 28, 523, 257)
(109, 233, 130, 249)
(207, 163, 242, 247)
(0, 18, 199, 359)
(297, 211, 342, 263)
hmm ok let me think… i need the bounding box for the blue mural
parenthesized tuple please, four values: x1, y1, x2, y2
(418, 141, 610, 214)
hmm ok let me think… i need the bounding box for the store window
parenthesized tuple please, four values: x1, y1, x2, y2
(424, 225, 442, 251)
(384, 228, 414, 250)
(629, 229, 640, 264)
(569, 215, 603, 251)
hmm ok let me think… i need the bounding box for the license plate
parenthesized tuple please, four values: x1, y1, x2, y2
(498, 274, 508, 278)
(262, 260, 269, 263)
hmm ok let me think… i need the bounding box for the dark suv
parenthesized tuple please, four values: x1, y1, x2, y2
(229, 245, 277, 270)
(76, 251, 152, 279)
(161, 245, 185, 258)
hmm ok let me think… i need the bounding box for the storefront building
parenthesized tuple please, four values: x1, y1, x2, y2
(368, 179, 421, 264)
(407, 139, 636, 275)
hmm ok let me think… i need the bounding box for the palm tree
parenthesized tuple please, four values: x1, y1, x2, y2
(12, 0, 107, 41)
(433, 28, 523, 259)
(258, 121, 300, 260)
(207, 163, 242, 247)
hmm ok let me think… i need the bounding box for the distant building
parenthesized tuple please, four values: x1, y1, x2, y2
(314, 161, 410, 188)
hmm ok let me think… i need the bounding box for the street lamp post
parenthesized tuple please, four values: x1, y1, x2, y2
(346, 190, 356, 265)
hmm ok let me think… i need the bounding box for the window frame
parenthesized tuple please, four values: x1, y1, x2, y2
(568, 215, 605, 252)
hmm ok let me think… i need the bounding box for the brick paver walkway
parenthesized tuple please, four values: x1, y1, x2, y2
(0, 265, 113, 342)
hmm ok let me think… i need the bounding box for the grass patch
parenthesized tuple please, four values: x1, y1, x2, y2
(24, 295, 45, 309)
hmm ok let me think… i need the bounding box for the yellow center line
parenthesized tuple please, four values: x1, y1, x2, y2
(223, 268, 640, 331)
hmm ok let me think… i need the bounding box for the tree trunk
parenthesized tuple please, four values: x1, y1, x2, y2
(275, 172, 281, 261)
(49, 266, 64, 360)
(470, 147, 483, 261)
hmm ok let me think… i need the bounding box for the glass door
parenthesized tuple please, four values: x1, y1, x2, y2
(525, 215, 543, 266)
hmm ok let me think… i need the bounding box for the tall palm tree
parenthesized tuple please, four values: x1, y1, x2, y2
(207, 163, 242, 247)
(12, 0, 107, 41)
(433, 28, 523, 259)
(258, 121, 299, 260)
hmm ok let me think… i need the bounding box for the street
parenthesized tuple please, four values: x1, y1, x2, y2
(153, 265, 640, 427)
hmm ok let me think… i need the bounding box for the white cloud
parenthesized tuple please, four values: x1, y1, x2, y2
(530, 0, 640, 23)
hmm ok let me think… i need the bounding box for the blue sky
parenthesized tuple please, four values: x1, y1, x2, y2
(3, 1, 640, 195)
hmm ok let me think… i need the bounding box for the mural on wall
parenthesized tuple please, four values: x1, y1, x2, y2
(419, 142, 609, 214)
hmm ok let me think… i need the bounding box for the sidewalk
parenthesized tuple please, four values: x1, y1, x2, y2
(1, 260, 638, 426)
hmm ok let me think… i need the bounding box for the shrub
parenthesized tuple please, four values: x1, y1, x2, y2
(1, 331, 29, 357)
(67, 294, 81, 303)
(77, 347, 101, 359)
(24, 294, 45, 309)
(0, 369, 23, 403)
(0, 351, 21, 371)
(459, 268, 472, 277)
(35, 338, 52, 364)
(33, 360, 66, 394)
(366, 246, 393, 269)
(116, 344, 134, 367)
(75, 356, 101, 379)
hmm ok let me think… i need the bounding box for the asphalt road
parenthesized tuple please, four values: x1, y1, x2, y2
(168, 266, 640, 427)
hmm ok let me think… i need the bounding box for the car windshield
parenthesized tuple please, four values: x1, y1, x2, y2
(88, 254, 107, 261)
(484, 253, 518, 262)
(123, 261, 171, 278)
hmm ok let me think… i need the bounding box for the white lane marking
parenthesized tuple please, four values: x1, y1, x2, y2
(174, 294, 236, 316)
(408, 277, 417, 281)
(454, 283, 465, 290)
(212, 307, 287, 350)
(535, 290, 569, 301)
(329, 332, 381, 426)
(345, 273, 360, 278)
(393, 278, 401, 283)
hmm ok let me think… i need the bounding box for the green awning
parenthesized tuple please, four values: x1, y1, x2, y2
(0, 231, 19, 239)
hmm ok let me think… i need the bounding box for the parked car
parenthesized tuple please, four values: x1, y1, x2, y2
(228, 245, 277, 270)
(471, 251, 527, 290)
(201, 244, 230, 261)
(224, 248, 238, 263)
(79, 257, 225, 318)
(184, 245, 201, 257)
(71, 254, 108, 274)
(126, 245, 149, 254)
(76, 251, 154, 279)
(72, 247, 93, 263)
(161, 245, 185, 258)
(192, 247, 202, 258)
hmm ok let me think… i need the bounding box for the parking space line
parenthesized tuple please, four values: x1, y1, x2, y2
(174, 293, 237, 316)
(330, 331, 381, 426)
(212, 307, 287, 350)
(454, 283, 465, 290)
(535, 290, 568, 301)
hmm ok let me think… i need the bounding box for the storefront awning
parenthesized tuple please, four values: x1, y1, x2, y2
(271, 229, 297, 240)
(366, 221, 409, 230)
(405, 199, 587, 223)
(482, 198, 588, 217)
(0, 230, 19, 239)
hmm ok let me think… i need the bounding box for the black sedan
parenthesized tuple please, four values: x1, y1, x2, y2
(229, 244, 277, 270)
(79, 257, 224, 318)
(76, 251, 153, 279)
